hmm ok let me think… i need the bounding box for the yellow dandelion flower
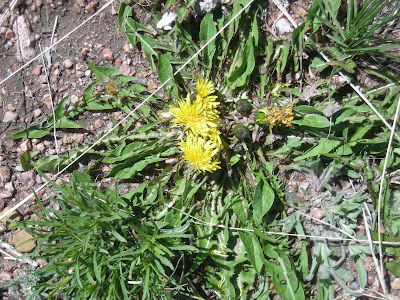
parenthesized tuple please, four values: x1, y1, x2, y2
(256, 105, 294, 134)
(179, 133, 221, 173)
(169, 94, 218, 137)
(195, 94, 219, 109)
(196, 78, 215, 98)
(257, 105, 293, 128)
(208, 128, 223, 150)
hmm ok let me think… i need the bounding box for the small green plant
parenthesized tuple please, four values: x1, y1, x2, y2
(18, 171, 195, 299)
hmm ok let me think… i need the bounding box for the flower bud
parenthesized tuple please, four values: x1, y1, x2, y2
(233, 124, 250, 140)
(236, 99, 252, 115)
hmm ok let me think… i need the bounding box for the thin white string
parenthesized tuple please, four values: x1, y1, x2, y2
(377, 93, 400, 286)
(0, 0, 18, 27)
(0, 0, 117, 86)
(0, 0, 255, 222)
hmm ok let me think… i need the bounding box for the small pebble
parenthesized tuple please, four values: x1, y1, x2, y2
(32, 65, 42, 75)
(310, 207, 324, 220)
(392, 278, 400, 289)
(3, 111, 17, 123)
(102, 48, 114, 60)
(94, 119, 103, 129)
(84, 69, 91, 77)
(12, 230, 36, 252)
(4, 182, 14, 193)
(20, 171, 36, 189)
(81, 47, 90, 56)
(20, 140, 32, 152)
(3, 260, 15, 272)
(114, 58, 122, 68)
(89, 1, 98, 9)
(43, 94, 53, 109)
(4, 29, 14, 40)
(70, 95, 79, 104)
(147, 79, 158, 90)
(0, 166, 11, 183)
(6, 104, 16, 112)
(63, 58, 73, 69)
(33, 108, 42, 118)
(39, 75, 47, 83)
(0, 271, 12, 281)
(275, 18, 293, 34)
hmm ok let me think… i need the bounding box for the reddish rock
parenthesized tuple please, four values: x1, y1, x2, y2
(20, 139, 32, 152)
(43, 94, 53, 109)
(114, 58, 122, 68)
(63, 58, 73, 69)
(37, 259, 47, 267)
(3, 260, 15, 272)
(119, 63, 133, 76)
(81, 47, 90, 56)
(94, 119, 103, 129)
(102, 48, 114, 60)
(0, 191, 12, 199)
(32, 65, 42, 75)
(20, 171, 36, 189)
(33, 108, 42, 118)
(4, 29, 14, 40)
(0, 271, 12, 281)
(310, 207, 324, 220)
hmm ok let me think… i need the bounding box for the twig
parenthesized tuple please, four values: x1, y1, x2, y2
(0, 248, 16, 260)
(0, 0, 18, 27)
(362, 206, 387, 294)
(376, 94, 400, 287)
(39, 42, 60, 173)
(44, 15, 58, 68)
(295, 210, 358, 242)
(0, 242, 38, 267)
